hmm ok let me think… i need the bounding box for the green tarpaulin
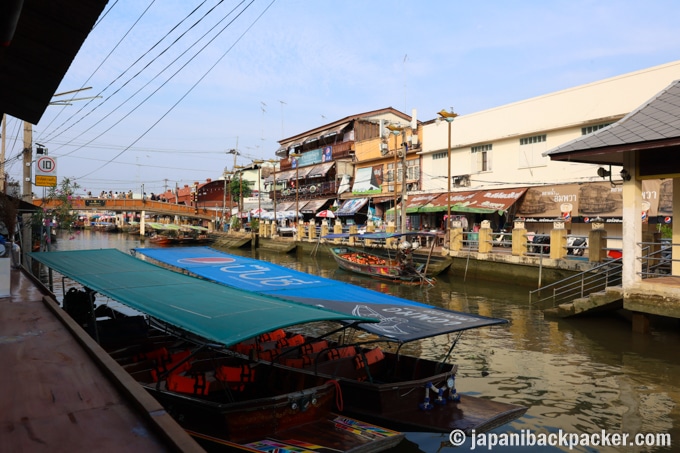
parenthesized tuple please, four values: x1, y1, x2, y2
(29, 249, 375, 347)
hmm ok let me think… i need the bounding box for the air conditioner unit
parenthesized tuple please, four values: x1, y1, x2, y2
(452, 175, 470, 187)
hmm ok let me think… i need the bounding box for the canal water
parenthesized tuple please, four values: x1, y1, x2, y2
(46, 230, 678, 452)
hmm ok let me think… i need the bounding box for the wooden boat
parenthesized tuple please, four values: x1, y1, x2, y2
(148, 233, 173, 245)
(131, 247, 528, 435)
(328, 245, 430, 283)
(323, 232, 450, 284)
(29, 249, 404, 452)
(146, 223, 213, 246)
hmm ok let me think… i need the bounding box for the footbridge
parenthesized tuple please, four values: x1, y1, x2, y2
(32, 198, 216, 221)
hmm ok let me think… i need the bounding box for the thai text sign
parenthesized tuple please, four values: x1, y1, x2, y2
(35, 156, 57, 187)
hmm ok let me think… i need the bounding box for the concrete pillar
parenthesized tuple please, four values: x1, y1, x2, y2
(308, 221, 316, 240)
(449, 227, 463, 252)
(385, 221, 396, 248)
(333, 220, 343, 244)
(262, 220, 269, 238)
(259, 219, 265, 237)
(297, 222, 305, 240)
(140, 211, 146, 236)
(365, 220, 375, 246)
(270, 220, 277, 237)
(550, 223, 567, 259)
(320, 220, 328, 239)
(348, 225, 358, 246)
(622, 153, 642, 288)
(366, 220, 375, 233)
(478, 220, 492, 253)
(588, 227, 607, 263)
(512, 222, 527, 257)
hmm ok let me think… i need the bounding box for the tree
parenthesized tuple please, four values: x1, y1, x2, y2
(33, 178, 81, 234)
(228, 175, 252, 212)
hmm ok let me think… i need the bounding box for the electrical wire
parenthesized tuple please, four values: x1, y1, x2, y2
(39, 0, 212, 145)
(77, 0, 276, 180)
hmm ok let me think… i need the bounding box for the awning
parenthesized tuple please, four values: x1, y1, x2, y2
(336, 198, 368, 216)
(417, 189, 525, 214)
(300, 198, 331, 214)
(419, 191, 477, 213)
(307, 161, 335, 178)
(29, 249, 375, 347)
(319, 122, 350, 141)
(292, 164, 315, 180)
(274, 201, 295, 212)
(273, 169, 297, 182)
(468, 188, 527, 213)
(386, 193, 441, 215)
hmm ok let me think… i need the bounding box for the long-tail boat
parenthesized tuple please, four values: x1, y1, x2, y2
(132, 246, 528, 435)
(29, 249, 404, 453)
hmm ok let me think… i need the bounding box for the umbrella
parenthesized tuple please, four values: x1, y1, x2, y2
(250, 208, 268, 218)
(316, 209, 335, 219)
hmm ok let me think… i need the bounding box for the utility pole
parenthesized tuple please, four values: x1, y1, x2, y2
(22, 121, 32, 202)
(1, 114, 6, 193)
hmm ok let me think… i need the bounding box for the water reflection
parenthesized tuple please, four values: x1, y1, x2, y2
(49, 231, 678, 452)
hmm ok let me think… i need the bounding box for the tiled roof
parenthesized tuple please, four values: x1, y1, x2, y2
(546, 79, 680, 160)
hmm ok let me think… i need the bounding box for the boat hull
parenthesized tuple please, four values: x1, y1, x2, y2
(256, 340, 527, 435)
(330, 246, 427, 283)
(115, 338, 403, 452)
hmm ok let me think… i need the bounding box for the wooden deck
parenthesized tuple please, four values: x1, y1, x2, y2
(0, 267, 204, 452)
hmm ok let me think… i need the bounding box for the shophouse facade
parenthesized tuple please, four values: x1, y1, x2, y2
(418, 60, 680, 240)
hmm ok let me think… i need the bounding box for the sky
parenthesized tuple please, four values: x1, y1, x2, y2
(3, 0, 680, 196)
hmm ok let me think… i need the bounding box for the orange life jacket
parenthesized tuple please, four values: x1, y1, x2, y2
(255, 348, 279, 361)
(167, 372, 212, 396)
(354, 348, 385, 370)
(215, 364, 256, 384)
(258, 329, 286, 342)
(301, 340, 329, 355)
(150, 350, 192, 382)
(327, 346, 357, 361)
(232, 340, 257, 355)
(277, 334, 305, 349)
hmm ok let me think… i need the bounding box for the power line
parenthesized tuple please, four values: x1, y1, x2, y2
(77, 0, 276, 180)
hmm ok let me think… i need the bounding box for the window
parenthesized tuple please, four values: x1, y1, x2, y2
(432, 151, 447, 160)
(406, 159, 419, 181)
(519, 134, 547, 168)
(582, 123, 612, 135)
(471, 144, 492, 172)
(386, 162, 395, 192)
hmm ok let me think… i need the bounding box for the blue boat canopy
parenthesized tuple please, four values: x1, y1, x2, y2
(29, 249, 376, 347)
(322, 232, 439, 240)
(132, 246, 508, 343)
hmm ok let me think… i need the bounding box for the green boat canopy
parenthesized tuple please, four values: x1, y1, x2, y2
(29, 249, 376, 347)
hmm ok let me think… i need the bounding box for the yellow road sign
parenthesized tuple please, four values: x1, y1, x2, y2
(35, 175, 57, 187)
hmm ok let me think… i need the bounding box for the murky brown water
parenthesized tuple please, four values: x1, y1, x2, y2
(48, 230, 679, 452)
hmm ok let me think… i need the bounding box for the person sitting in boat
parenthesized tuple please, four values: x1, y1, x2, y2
(397, 240, 416, 269)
